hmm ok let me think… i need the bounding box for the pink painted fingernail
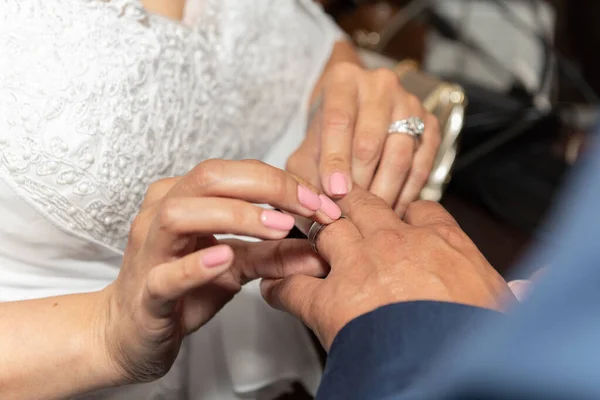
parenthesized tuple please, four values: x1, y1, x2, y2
(319, 194, 342, 220)
(329, 172, 348, 196)
(202, 245, 234, 268)
(261, 210, 296, 231)
(298, 185, 322, 211)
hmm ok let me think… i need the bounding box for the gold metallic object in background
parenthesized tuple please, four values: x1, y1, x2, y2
(393, 60, 467, 202)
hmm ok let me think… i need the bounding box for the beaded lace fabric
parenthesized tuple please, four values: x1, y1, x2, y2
(0, 0, 318, 252)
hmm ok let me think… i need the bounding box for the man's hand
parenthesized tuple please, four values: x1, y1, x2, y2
(261, 188, 513, 349)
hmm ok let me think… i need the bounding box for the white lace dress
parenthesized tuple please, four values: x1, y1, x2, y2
(0, 1, 342, 398)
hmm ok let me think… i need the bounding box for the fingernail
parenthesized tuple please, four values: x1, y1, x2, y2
(261, 210, 296, 231)
(329, 172, 348, 196)
(202, 245, 234, 268)
(319, 194, 342, 220)
(298, 185, 322, 211)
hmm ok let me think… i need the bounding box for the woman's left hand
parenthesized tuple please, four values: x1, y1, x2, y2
(286, 62, 441, 216)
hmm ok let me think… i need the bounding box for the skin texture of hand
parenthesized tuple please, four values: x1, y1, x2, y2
(261, 188, 514, 350)
(99, 160, 335, 383)
(287, 61, 441, 216)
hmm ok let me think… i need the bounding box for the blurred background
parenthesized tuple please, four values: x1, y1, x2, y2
(321, 0, 599, 279)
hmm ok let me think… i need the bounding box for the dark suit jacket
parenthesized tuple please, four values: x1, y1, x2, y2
(317, 135, 600, 400)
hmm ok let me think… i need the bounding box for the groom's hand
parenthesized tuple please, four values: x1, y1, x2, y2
(261, 188, 513, 349)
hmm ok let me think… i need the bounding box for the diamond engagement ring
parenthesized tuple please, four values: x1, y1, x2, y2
(387, 117, 425, 141)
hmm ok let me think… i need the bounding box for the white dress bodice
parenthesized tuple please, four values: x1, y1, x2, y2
(0, 0, 341, 398)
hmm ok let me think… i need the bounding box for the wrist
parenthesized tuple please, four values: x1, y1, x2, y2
(86, 286, 130, 389)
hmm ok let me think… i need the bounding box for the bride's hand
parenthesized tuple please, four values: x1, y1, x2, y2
(286, 62, 441, 216)
(100, 159, 339, 383)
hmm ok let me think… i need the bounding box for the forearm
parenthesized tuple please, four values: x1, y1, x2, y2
(0, 289, 121, 400)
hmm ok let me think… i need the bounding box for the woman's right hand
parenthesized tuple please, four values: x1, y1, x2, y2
(99, 159, 340, 384)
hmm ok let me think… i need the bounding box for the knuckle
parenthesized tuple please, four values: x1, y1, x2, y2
(330, 61, 359, 79)
(348, 190, 388, 213)
(227, 204, 251, 227)
(285, 152, 301, 172)
(373, 68, 398, 88)
(241, 158, 266, 167)
(384, 149, 412, 172)
(405, 200, 434, 217)
(178, 257, 197, 282)
(322, 153, 348, 170)
(145, 269, 164, 301)
(433, 222, 466, 244)
(144, 179, 166, 198)
(353, 134, 383, 164)
(412, 166, 432, 184)
(192, 159, 224, 186)
(370, 228, 407, 249)
(402, 93, 421, 111)
(265, 168, 289, 200)
(322, 107, 353, 133)
(156, 198, 182, 231)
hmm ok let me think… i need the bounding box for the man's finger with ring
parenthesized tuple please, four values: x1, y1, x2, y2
(309, 218, 360, 266)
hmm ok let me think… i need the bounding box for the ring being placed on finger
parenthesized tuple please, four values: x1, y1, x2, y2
(307, 216, 347, 254)
(388, 117, 425, 142)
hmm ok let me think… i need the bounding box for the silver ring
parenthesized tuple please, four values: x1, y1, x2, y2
(307, 216, 347, 253)
(387, 117, 425, 141)
(307, 221, 326, 253)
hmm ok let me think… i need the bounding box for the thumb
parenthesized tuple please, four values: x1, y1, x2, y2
(143, 245, 234, 319)
(260, 275, 321, 328)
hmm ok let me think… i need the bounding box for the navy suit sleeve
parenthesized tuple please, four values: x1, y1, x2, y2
(317, 301, 500, 400)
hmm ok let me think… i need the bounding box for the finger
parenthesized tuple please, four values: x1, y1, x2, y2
(144, 244, 234, 318)
(260, 275, 321, 328)
(369, 92, 419, 206)
(141, 177, 181, 209)
(166, 159, 339, 222)
(404, 201, 476, 254)
(313, 217, 361, 266)
(337, 186, 402, 237)
(223, 239, 330, 283)
(395, 114, 441, 216)
(148, 199, 303, 256)
(403, 200, 458, 228)
(318, 72, 358, 197)
(351, 71, 395, 188)
(286, 143, 321, 189)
